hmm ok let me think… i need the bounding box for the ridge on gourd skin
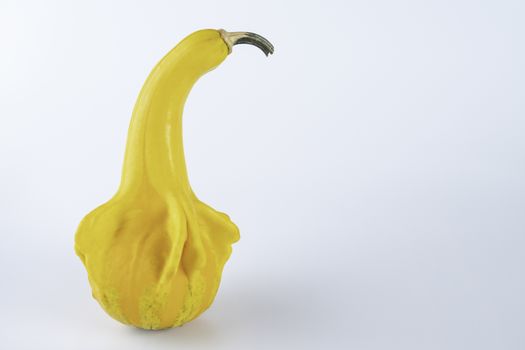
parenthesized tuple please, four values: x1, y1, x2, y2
(74, 29, 274, 330)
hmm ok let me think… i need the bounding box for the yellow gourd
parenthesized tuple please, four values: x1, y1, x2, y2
(74, 29, 273, 330)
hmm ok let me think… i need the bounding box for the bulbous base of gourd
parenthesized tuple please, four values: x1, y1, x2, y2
(75, 188, 239, 329)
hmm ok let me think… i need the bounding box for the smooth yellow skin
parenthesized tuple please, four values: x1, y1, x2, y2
(75, 29, 240, 330)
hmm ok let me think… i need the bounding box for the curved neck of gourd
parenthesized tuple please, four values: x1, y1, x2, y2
(118, 43, 224, 197)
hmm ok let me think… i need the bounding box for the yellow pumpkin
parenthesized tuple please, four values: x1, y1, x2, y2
(74, 29, 273, 329)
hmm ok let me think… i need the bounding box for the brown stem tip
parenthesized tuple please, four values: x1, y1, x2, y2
(219, 29, 275, 56)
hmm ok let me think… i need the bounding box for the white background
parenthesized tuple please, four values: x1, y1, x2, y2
(1, 0, 524, 349)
